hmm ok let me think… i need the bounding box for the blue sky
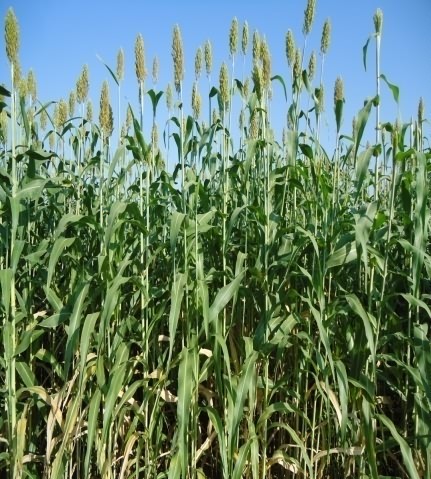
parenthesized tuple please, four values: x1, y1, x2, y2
(1, 0, 430, 153)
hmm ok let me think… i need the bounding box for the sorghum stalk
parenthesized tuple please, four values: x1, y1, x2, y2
(241, 20, 248, 80)
(228, 17, 238, 134)
(166, 83, 173, 170)
(117, 47, 124, 142)
(374, 8, 383, 198)
(417, 97, 424, 152)
(76, 64, 89, 213)
(204, 39, 212, 125)
(99, 80, 111, 236)
(4, 8, 19, 478)
(219, 62, 229, 335)
(135, 34, 147, 129)
(318, 19, 331, 141)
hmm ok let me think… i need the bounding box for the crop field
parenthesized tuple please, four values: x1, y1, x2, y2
(0, 1, 430, 478)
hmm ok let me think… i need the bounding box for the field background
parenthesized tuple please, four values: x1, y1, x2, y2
(1, 1, 430, 478)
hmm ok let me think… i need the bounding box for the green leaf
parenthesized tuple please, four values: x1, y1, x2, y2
(380, 74, 400, 104)
(79, 312, 99, 386)
(104, 201, 127, 250)
(299, 143, 313, 160)
(16, 361, 35, 388)
(209, 272, 245, 326)
(177, 346, 195, 478)
(102, 342, 129, 443)
(335, 99, 344, 133)
(362, 35, 372, 71)
(362, 397, 378, 479)
(205, 407, 228, 477)
(327, 241, 357, 269)
(147, 89, 164, 118)
(271, 75, 287, 102)
(84, 389, 101, 478)
(335, 360, 349, 442)
(64, 281, 90, 378)
(170, 210, 186, 252)
(47, 237, 75, 289)
(232, 440, 252, 479)
(168, 273, 187, 364)
(0, 268, 13, 314)
(346, 294, 376, 362)
(15, 327, 44, 356)
(168, 451, 181, 479)
(0, 84, 11, 97)
(377, 414, 420, 479)
(96, 54, 119, 86)
(228, 351, 258, 461)
(400, 293, 431, 318)
(15, 178, 46, 202)
(354, 99, 374, 160)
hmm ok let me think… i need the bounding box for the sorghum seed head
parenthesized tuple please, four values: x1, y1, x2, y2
(373, 8, 383, 35)
(126, 105, 133, 128)
(229, 17, 239, 57)
(252, 30, 260, 63)
(334, 76, 344, 104)
(321, 19, 331, 55)
(243, 77, 250, 98)
(86, 100, 93, 122)
(287, 113, 294, 130)
(18, 76, 27, 98)
(250, 110, 258, 139)
(191, 82, 201, 119)
(219, 62, 229, 110)
(195, 47, 203, 80)
(69, 91, 76, 116)
(239, 109, 245, 130)
(352, 116, 357, 138)
(5, 8, 19, 65)
(55, 99, 68, 128)
(107, 105, 114, 138)
(166, 83, 173, 110)
(49, 130, 55, 150)
(99, 80, 111, 137)
(212, 108, 218, 125)
(303, 0, 316, 36)
(282, 127, 288, 148)
(308, 51, 316, 81)
(117, 48, 125, 82)
(316, 84, 324, 113)
(293, 48, 302, 83)
(13, 59, 21, 86)
(76, 65, 89, 104)
(40, 108, 48, 130)
(242, 21, 249, 56)
(27, 69, 37, 101)
(0, 109, 8, 144)
(135, 34, 147, 83)
(392, 119, 400, 149)
(285, 30, 295, 67)
(252, 62, 263, 100)
(204, 40, 212, 77)
(260, 37, 271, 91)
(151, 123, 159, 148)
(120, 124, 126, 141)
(418, 97, 425, 124)
(152, 56, 159, 84)
(172, 25, 184, 93)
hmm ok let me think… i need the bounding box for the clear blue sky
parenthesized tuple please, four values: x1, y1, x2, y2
(1, 0, 430, 152)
